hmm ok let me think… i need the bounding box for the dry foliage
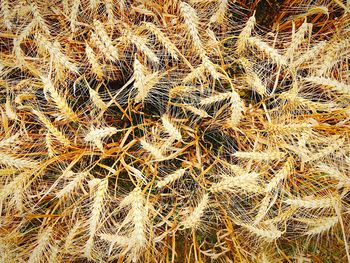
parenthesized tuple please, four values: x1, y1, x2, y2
(0, 0, 350, 262)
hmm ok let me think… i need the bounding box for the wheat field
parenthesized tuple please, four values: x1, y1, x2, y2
(0, 0, 350, 262)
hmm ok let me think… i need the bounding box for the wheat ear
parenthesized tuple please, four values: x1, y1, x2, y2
(85, 179, 108, 259)
(118, 187, 149, 258)
(229, 90, 244, 127)
(32, 109, 71, 146)
(233, 150, 285, 161)
(5, 96, 17, 120)
(125, 31, 159, 64)
(93, 20, 119, 61)
(254, 193, 277, 225)
(142, 22, 179, 60)
(28, 227, 53, 263)
(183, 104, 210, 118)
(0, 153, 38, 169)
(0, 172, 32, 202)
(291, 41, 326, 68)
(302, 216, 338, 235)
(182, 193, 210, 229)
(70, 0, 80, 33)
(41, 76, 78, 121)
(29, 3, 50, 35)
(247, 37, 287, 66)
(284, 195, 338, 209)
(209, 0, 228, 24)
(304, 76, 350, 95)
(56, 172, 89, 198)
(210, 172, 264, 194)
(36, 34, 77, 73)
(85, 42, 104, 79)
(45, 132, 56, 157)
(236, 14, 256, 54)
(156, 168, 186, 188)
(0, 132, 19, 148)
(285, 20, 311, 59)
(88, 87, 107, 111)
(317, 38, 349, 75)
(265, 157, 293, 192)
(180, 1, 203, 52)
(134, 71, 161, 103)
(84, 126, 119, 151)
(304, 137, 344, 162)
(241, 224, 282, 241)
(140, 139, 165, 160)
(1, 0, 12, 30)
(317, 164, 350, 188)
(200, 92, 232, 105)
(161, 114, 182, 141)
